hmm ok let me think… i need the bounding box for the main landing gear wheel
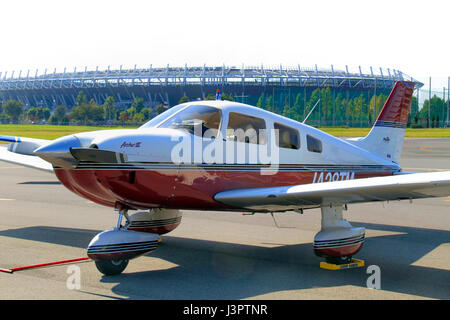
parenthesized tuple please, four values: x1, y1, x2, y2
(95, 259, 129, 276)
(314, 205, 365, 267)
(325, 256, 353, 265)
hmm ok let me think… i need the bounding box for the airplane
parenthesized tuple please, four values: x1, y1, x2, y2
(0, 81, 449, 276)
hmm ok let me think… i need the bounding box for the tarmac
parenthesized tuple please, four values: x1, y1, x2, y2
(0, 138, 448, 300)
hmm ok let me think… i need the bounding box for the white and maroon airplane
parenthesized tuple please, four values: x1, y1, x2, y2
(1, 81, 449, 275)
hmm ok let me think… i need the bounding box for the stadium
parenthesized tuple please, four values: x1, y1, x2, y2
(0, 64, 423, 108)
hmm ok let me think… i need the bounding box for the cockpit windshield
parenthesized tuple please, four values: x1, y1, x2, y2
(157, 105, 221, 137)
(139, 104, 188, 129)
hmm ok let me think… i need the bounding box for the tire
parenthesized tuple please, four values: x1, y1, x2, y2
(95, 259, 129, 276)
(325, 256, 352, 265)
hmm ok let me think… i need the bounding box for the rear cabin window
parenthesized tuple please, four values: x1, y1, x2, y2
(306, 134, 322, 153)
(274, 123, 300, 150)
(226, 112, 266, 145)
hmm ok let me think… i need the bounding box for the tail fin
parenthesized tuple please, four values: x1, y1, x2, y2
(349, 81, 415, 163)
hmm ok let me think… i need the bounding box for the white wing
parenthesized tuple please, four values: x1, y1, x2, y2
(214, 171, 450, 212)
(0, 135, 53, 173)
(0, 146, 53, 172)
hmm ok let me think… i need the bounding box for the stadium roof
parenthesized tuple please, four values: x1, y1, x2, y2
(0, 64, 423, 91)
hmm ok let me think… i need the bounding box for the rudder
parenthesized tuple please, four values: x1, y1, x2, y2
(348, 81, 415, 163)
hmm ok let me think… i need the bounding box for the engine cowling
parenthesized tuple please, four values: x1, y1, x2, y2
(126, 209, 182, 235)
(87, 229, 160, 261)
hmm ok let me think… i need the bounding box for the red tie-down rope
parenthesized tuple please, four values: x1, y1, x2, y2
(0, 257, 90, 273)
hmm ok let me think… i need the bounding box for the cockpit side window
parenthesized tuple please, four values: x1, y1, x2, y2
(274, 122, 300, 149)
(306, 134, 322, 153)
(157, 105, 221, 138)
(226, 112, 266, 145)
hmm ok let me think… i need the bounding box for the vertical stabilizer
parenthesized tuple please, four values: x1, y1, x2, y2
(348, 81, 415, 163)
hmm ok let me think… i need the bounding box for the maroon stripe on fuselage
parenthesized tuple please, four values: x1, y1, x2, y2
(54, 168, 393, 210)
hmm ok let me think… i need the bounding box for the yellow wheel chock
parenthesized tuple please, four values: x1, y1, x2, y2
(320, 258, 365, 270)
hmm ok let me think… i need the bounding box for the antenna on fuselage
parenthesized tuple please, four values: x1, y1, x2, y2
(302, 99, 321, 124)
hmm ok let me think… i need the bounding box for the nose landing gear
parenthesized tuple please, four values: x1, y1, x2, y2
(87, 207, 160, 276)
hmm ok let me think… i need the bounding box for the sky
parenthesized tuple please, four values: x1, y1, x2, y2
(0, 0, 449, 92)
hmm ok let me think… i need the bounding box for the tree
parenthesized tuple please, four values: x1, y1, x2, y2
(155, 104, 167, 115)
(306, 89, 320, 123)
(353, 95, 364, 126)
(76, 91, 88, 106)
(178, 96, 189, 104)
(126, 106, 137, 119)
(51, 105, 68, 124)
(140, 107, 153, 121)
(256, 95, 265, 109)
(429, 95, 444, 127)
(27, 107, 39, 122)
(409, 96, 419, 126)
(293, 93, 304, 122)
(320, 88, 333, 124)
(131, 97, 145, 114)
(3, 100, 24, 122)
(54, 105, 68, 119)
(119, 110, 130, 123)
(41, 107, 51, 121)
(420, 100, 431, 126)
(282, 102, 298, 120)
(205, 94, 216, 100)
(369, 93, 388, 124)
(265, 96, 274, 112)
(103, 96, 116, 122)
(133, 112, 145, 123)
(334, 93, 345, 124)
(221, 93, 234, 101)
(70, 99, 104, 124)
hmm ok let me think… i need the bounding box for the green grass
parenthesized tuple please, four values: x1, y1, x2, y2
(320, 127, 450, 138)
(0, 124, 449, 140)
(0, 124, 136, 140)
(404, 128, 450, 137)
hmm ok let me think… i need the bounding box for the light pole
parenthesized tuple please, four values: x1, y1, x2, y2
(428, 77, 431, 128)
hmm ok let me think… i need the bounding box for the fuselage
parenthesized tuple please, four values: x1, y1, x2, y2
(39, 100, 400, 212)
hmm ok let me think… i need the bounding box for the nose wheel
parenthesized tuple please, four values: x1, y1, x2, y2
(93, 207, 131, 276)
(95, 259, 129, 276)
